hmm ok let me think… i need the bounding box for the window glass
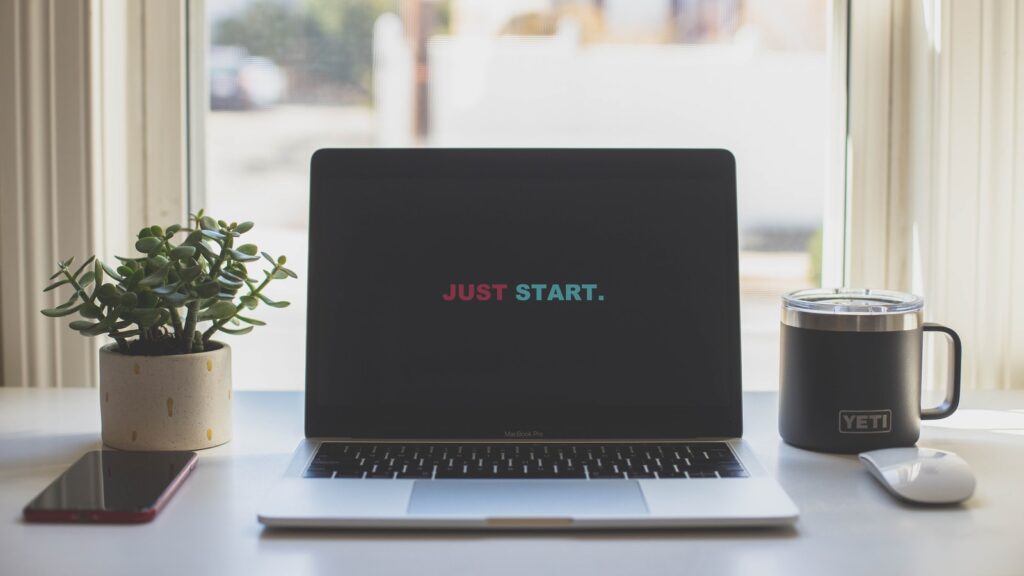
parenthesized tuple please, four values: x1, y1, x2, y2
(203, 0, 830, 390)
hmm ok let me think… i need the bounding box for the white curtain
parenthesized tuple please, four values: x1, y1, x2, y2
(0, 0, 97, 388)
(848, 0, 1024, 390)
(908, 0, 1023, 391)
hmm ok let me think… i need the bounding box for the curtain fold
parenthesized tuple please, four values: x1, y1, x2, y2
(890, 0, 1021, 390)
(0, 0, 97, 388)
(843, 0, 1021, 390)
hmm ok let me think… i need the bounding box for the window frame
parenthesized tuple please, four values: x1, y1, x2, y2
(84, 0, 859, 390)
(92, 0, 191, 255)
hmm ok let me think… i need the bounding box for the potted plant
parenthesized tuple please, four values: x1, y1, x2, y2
(40, 210, 296, 450)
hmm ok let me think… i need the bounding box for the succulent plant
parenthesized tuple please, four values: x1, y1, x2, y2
(40, 210, 296, 355)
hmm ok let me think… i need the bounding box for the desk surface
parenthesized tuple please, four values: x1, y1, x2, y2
(1, 388, 1022, 576)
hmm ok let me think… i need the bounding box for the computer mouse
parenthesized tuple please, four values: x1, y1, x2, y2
(858, 447, 975, 504)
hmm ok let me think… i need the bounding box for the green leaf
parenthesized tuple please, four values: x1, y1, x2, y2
(165, 224, 182, 236)
(169, 245, 196, 260)
(94, 260, 104, 285)
(137, 227, 154, 239)
(281, 267, 298, 279)
(125, 268, 145, 289)
(235, 221, 254, 234)
(59, 257, 74, 269)
(236, 315, 266, 326)
(216, 292, 236, 301)
(228, 248, 259, 262)
(41, 303, 82, 317)
(115, 255, 149, 263)
(59, 292, 80, 307)
(268, 269, 288, 280)
(79, 302, 103, 319)
(184, 230, 204, 245)
(78, 271, 96, 288)
(199, 215, 218, 230)
(228, 263, 248, 279)
(68, 320, 96, 331)
(138, 291, 158, 308)
(128, 308, 162, 327)
(149, 255, 170, 269)
(152, 282, 180, 296)
(216, 275, 244, 289)
(236, 244, 258, 257)
(149, 225, 164, 237)
(220, 269, 244, 283)
(135, 236, 162, 254)
(178, 265, 203, 283)
(239, 295, 258, 310)
(217, 325, 254, 336)
(48, 269, 64, 281)
(160, 292, 189, 306)
(138, 266, 169, 288)
(196, 281, 220, 298)
(261, 252, 276, 266)
(256, 293, 290, 308)
(119, 292, 138, 309)
(201, 229, 226, 242)
(195, 243, 217, 261)
(72, 255, 96, 279)
(99, 261, 123, 283)
(43, 279, 70, 292)
(81, 316, 117, 336)
(199, 301, 236, 321)
(95, 284, 121, 306)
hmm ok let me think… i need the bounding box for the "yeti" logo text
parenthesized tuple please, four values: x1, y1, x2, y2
(838, 409, 892, 434)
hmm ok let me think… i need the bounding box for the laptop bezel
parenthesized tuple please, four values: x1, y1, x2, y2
(304, 149, 743, 440)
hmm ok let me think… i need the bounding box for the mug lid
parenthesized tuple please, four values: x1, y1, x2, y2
(783, 288, 922, 316)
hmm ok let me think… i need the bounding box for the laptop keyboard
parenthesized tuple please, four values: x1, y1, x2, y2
(303, 442, 748, 479)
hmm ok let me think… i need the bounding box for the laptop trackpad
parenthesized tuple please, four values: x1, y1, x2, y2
(407, 480, 648, 518)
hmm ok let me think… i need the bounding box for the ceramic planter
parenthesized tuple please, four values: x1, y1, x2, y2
(99, 342, 232, 450)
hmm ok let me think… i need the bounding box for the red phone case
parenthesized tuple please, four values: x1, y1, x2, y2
(23, 453, 198, 524)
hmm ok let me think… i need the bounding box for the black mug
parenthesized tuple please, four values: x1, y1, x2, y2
(779, 288, 962, 453)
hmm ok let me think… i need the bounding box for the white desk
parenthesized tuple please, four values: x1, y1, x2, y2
(1, 389, 1022, 576)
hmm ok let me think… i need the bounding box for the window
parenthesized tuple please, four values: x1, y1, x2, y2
(198, 0, 836, 390)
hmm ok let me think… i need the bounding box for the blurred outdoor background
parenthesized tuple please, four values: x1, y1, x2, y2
(201, 0, 830, 391)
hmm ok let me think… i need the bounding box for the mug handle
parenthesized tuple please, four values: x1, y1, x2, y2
(920, 323, 962, 420)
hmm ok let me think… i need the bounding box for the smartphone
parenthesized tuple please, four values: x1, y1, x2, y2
(23, 450, 197, 523)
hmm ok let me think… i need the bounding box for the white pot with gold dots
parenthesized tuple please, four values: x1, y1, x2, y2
(99, 342, 232, 451)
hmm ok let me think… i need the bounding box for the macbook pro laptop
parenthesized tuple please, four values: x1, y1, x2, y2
(258, 149, 799, 529)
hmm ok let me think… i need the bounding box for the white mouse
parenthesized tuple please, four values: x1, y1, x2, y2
(858, 447, 976, 504)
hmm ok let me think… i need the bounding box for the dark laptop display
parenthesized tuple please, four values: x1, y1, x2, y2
(306, 149, 741, 439)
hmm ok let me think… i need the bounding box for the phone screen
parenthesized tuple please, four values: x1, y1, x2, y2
(24, 450, 196, 523)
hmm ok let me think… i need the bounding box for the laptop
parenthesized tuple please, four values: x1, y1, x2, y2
(258, 149, 798, 529)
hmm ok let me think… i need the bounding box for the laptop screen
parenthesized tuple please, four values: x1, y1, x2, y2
(306, 150, 742, 439)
